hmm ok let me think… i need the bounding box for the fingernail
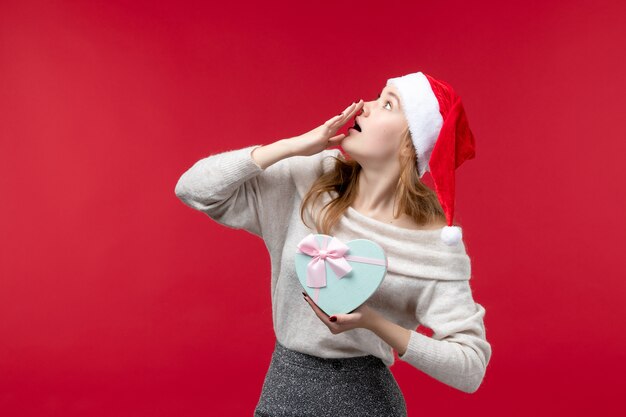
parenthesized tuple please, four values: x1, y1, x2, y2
(329, 316, 337, 322)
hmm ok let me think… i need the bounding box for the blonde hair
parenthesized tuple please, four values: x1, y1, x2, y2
(299, 126, 449, 235)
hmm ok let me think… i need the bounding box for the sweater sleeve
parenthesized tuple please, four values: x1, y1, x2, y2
(174, 144, 295, 239)
(397, 279, 492, 394)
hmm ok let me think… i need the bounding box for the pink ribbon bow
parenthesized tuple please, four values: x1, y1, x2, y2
(296, 234, 353, 288)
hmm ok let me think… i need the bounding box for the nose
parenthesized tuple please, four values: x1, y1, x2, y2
(358, 97, 377, 117)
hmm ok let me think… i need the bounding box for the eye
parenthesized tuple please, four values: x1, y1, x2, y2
(376, 93, 392, 110)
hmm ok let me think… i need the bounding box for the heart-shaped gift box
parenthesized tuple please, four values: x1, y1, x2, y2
(295, 233, 388, 316)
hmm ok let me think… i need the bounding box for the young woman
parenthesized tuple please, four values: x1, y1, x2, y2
(175, 71, 492, 416)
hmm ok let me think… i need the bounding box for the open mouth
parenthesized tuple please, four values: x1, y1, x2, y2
(350, 119, 362, 132)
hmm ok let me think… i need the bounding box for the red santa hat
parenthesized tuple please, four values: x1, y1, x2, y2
(386, 71, 476, 246)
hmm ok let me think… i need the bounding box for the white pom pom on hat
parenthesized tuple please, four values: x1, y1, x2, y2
(441, 225, 463, 245)
(386, 72, 476, 246)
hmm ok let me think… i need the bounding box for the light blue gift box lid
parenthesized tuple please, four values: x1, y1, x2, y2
(295, 234, 388, 316)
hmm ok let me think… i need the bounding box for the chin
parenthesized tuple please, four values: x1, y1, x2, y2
(342, 132, 369, 158)
(340, 146, 362, 165)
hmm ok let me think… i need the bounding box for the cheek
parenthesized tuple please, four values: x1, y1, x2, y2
(369, 126, 397, 148)
(369, 135, 389, 149)
(363, 134, 397, 159)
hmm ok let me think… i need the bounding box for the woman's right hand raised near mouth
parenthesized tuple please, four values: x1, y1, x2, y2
(287, 100, 364, 157)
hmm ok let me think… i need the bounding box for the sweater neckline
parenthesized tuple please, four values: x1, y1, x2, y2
(345, 206, 445, 236)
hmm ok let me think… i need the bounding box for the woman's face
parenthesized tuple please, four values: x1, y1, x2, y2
(342, 83, 408, 168)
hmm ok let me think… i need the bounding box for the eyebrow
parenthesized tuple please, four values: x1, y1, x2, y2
(378, 90, 401, 107)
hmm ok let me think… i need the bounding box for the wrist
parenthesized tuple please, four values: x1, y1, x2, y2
(252, 139, 295, 170)
(365, 312, 412, 357)
(365, 308, 385, 333)
(279, 137, 298, 158)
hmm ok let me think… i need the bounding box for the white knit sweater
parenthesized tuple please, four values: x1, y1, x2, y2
(174, 145, 492, 394)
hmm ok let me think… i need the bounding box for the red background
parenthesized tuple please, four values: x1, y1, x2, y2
(1, 0, 625, 415)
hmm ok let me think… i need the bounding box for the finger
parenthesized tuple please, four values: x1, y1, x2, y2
(331, 101, 358, 123)
(326, 134, 346, 147)
(304, 295, 330, 319)
(342, 101, 357, 114)
(338, 101, 358, 119)
(345, 99, 364, 119)
(325, 106, 351, 127)
(309, 297, 328, 318)
(310, 302, 329, 322)
(331, 100, 363, 128)
(327, 113, 344, 124)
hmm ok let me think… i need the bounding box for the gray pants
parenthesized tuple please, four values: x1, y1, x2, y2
(254, 340, 408, 417)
